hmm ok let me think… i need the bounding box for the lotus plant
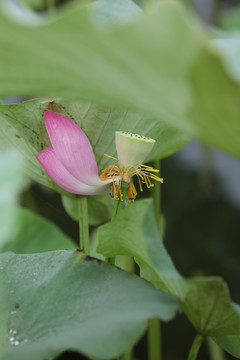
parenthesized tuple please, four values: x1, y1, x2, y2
(36, 110, 163, 200)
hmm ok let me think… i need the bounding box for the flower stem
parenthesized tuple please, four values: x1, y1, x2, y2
(108, 183, 129, 265)
(122, 348, 133, 360)
(207, 338, 226, 360)
(118, 183, 129, 212)
(148, 160, 162, 360)
(148, 318, 161, 360)
(123, 256, 135, 273)
(111, 199, 120, 221)
(108, 199, 119, 265)
(188, 334, 204, 360)
(78, 196, 90, 255)
(120, 185, 134, 360)
(121, 255, 135, 360)
(150, 160, 161, 233)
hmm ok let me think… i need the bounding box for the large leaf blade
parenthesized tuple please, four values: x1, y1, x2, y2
(0, 250, 179, 360)
(1, 2, 240, 157)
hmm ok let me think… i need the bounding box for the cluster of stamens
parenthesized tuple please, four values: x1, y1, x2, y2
(100, 161, 123, 199)
(135, 164, 163, 191)
(99, 154, 163, 201)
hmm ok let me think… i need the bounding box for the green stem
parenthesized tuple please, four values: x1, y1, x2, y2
(108, 184, 129, 265)
(110, 183, 134, 360)
(78, 196, 90, 255)
(122, 348, 133, 360)
(188, 334, 204, 360)
(148, 318, 161, 360)
(118, 183, 129, 212)
(107, 199, 119, 265)
(148, 159, 161, 360)
(111, 199, 120, 221)
(207, 338, 226, 360)
(111, 183, 129, 221)
(123, 256, 134, 273)
(122, 256, 134, 360)
(151, 160, 161, 233)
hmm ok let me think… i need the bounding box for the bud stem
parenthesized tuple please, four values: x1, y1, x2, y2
(188, 334, 204, 360)
(108, 183, 129, 265)
(78, 196, 90, 255)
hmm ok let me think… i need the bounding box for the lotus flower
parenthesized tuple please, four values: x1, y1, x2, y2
(36, 110, 163, 199)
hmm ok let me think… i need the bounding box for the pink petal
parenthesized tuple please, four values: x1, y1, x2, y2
(36, 147, 109, 195)
(44, 110, 98, 184)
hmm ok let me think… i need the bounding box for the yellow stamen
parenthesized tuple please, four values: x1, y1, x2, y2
(144, 175, 151, 188)
(100, 164, 121, 181)
(139, 164, 159, 173)
(147, 177, 153, 188)
(113, 183, 122, 200)
(127, 182, 137, 200)
(104, 153, 118, 161)
(138, 164, 152, 168)
(135, 168, 144, 180)
(149, 174, 164, 183)
(133, 163, 163, 193)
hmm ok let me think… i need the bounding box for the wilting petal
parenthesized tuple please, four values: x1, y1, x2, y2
(36, 147, 109, 195)
(115, 131, 155, 168)
(44, 110, 98, 184)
